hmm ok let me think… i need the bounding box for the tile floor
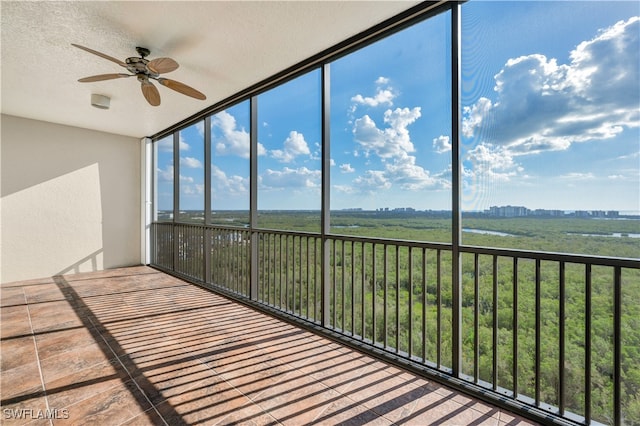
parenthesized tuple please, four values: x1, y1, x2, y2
(1, 266, 539, 425)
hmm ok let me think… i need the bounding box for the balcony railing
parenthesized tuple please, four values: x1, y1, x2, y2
(150, 221, 640, 426)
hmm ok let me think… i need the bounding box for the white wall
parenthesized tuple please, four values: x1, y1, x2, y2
(1, 114, 141, 283)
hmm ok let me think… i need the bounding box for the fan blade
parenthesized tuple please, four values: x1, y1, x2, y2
(147, 57, 179, 74)
(157, 78, 206, 100)
(78, 73, 131, 82)
(71, 43, 126, 67)
(141, 80, 161, 106)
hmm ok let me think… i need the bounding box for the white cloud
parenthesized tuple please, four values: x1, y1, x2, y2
(178, 136, 189, 151)
(353, 107, 421, 159)
(157, 138, 172, 152)
(560, 172, 596, 180)
(157, 136, 189, 152)
(353, 170, 391, 192)
(340, 163, 355, 173)
(180, 156, 203, 169)
(617, 151, 640, 160)
(196, 121, 205, 137)
(271, 130, 311, 163)
(352, 90, 395, 108)
(462, 98, 492, 139)
(260, 167, 321, 189)
(333, 184, 356, 194)
(182, 183, 204, 195)
(384, 153, 439, 190)
(465, 143, 521, 182)
(178, 173, 200, 197)
(351, 76, 396, 108)
(462, 17, 640, 156)
(211, 165, 249, 194)
(433, 135, 451, 153)
(212, 111, 267, 158)
(156, 165, 173, 182)
(348, 96, 445, 192)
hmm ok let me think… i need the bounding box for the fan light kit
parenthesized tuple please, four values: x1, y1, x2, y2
(91, 94, 110, 109)
(73, 44, 206, 107)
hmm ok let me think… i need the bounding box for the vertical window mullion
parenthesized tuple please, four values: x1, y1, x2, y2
(204, 117, 212, 284)
(250, 96, 259, 300)
(450, 0, 462, 379)
(321, 63, 331, 327)
(172, 131, 180, 271)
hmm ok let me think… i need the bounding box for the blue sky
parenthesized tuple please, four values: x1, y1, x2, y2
(157, 1, 639, 213)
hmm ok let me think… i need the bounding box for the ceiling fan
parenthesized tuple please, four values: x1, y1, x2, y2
(72, 44, 206, 107)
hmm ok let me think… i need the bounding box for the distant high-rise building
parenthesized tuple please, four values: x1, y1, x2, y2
(488, 205, 528, 217)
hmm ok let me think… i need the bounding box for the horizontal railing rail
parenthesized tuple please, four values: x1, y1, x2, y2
(151, 221, 639, 426)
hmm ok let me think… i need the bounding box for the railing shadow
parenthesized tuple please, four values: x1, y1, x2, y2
(55, 249, 104, 276)
(49, 273, 181, 423)
(3, 267, 542, 424)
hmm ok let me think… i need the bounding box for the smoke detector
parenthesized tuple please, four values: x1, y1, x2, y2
(91, 94, 110, 109)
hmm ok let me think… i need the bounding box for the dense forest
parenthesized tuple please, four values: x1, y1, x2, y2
(158, 210, 640, 425)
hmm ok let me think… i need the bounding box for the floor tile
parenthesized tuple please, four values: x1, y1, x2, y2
(28, 301, 84, 333)
(0, 305, 32, 338)
(23, 284, 67, 304)
(0, 287, 26, 307)
(52, 379, 152, 425)
(118, 407, 167, 426)
(310, 397, 394, 426)
(498, 410, 541, 425)
(251, 372, 342, 425)
(0, 267, 544, 426)
(154, 375, 252, 425)
(40, 341, 115, 385)
(295, 349, 374, 392)
(0, 393, 50, 426)
(45, 358, 130, 410)
(128, 357, 218, 405)
(1, 277, 54, 288)
(0, 336, 37, 371)
(1, 361, 43, 401)
(338, 365, 430, 423)
(398, 388, 484, 425)
(215, 399, 279, 426)
(35, 327, 98, 362)
(212, 353, 296, 399)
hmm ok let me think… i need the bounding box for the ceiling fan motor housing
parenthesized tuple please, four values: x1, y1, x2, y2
(126, 56, 159, 78)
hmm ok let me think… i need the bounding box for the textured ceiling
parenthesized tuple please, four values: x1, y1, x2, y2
(1, 1, 420, 138)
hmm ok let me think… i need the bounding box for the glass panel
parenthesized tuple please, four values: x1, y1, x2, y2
(210, 101, 251, 227)
(178, 121, 205, 222)
(462, 2, 640, 424)
(257, 70, 322, 232)
(154, 135, 174, 221)
(330, 11, 453, 242)
(461, 1, 640, 258)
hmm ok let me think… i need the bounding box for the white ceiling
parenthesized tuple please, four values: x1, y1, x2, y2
(1, 1, 421, 139)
